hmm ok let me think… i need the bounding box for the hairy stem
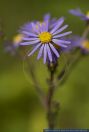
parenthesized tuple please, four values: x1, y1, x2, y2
(47, 62, 59, 129)
(47, 70, 55, 129)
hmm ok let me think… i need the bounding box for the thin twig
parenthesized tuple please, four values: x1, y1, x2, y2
(23, 58, 47, 109)
(58, 52, 83, 86)
(82, 26, 89, 39)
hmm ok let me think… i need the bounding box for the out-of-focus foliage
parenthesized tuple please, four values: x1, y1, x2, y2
(0, 0, 89, 132)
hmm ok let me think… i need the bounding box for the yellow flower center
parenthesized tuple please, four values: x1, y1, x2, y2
(82, 40, 89, 50)
(86, 11, 89, 18)
(13, 34, 23, 45)
(39, 32, 52, 43)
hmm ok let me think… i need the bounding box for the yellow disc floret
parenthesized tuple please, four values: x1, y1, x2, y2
(13, 34, 24, 45)
(86, 11, 89, 18)
(39, 32, 52, 43)
(82, 40, 89, 50)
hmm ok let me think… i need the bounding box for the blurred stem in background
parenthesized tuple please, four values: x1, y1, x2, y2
(58, 24, 89, 86)
(82, 25, 89, 39)
(58, 50, 83, 86)
(23, 57, 47, 109)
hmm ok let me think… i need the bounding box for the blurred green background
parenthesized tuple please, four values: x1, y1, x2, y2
(0, 0, 89, 131)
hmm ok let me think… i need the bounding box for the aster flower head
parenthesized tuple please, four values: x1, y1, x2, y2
(62, 36, 81, 53)
(4, 33, 24, 55)
(80, 39, 89, 54)
(20, 16, 72, 64)
(76, 37, 89, 54)
(13, 33, 24, 47)
(69, 8, 89, 22)
(72, 36, 89, 53)
(4, 40, 18, 55)
(4, 21, 34, 56)
(66, 35, 89, 54)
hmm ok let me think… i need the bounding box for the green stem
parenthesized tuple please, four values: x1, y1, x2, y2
(82, 26, 89, 39)
(23, 58, 47, 109)
(47, 70, 55, 129)
(58, 51, 83, 86)
(47, 62, 59, 129)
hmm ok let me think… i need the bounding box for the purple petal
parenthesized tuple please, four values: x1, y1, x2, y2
(21, 31, 38, 37)
(20, 39, 40, 46)
(50, 17, 64, 34)
(36, 22, 45, 32)
(69, 8, 84, 17)
(31, 22, 40, 34)
(19, 22, 32, 32)
(52, 25, 68, 35)
(49, 18, 57, 29)
(22, 37, 38, 41)
(53, 39, 71, 44)
(41, 23, 47, 32)
(39, 23, 44, 32)
(50, 17, 63, 29)
(53, 39, 68, 48)
(44, 13, 50, 21)
(45, 20, 49, 32)
(35, 22, 41, 33)
(69, 9, 87, 20)
(49, 43, 60, 58)
(46, 44, 52, 62)
(53, 31, 72, 39)
(37, 44, 44, 59)
(43, 44, 47, 64)
(28, 43, 41, 56)
(43, 14, 51, 31)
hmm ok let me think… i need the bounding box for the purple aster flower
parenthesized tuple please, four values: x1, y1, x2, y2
(4, 34, 24, 55)
(69, 8, 89, 21)
(13, 33, 24, 47)
(79, 38, 89, 54)
(64, 35, 89, 54)
(71, 36, 89, 53)
(20, 17, 72, 64)
(4, 40, 18, 55)
(62, 36, 81, 52)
